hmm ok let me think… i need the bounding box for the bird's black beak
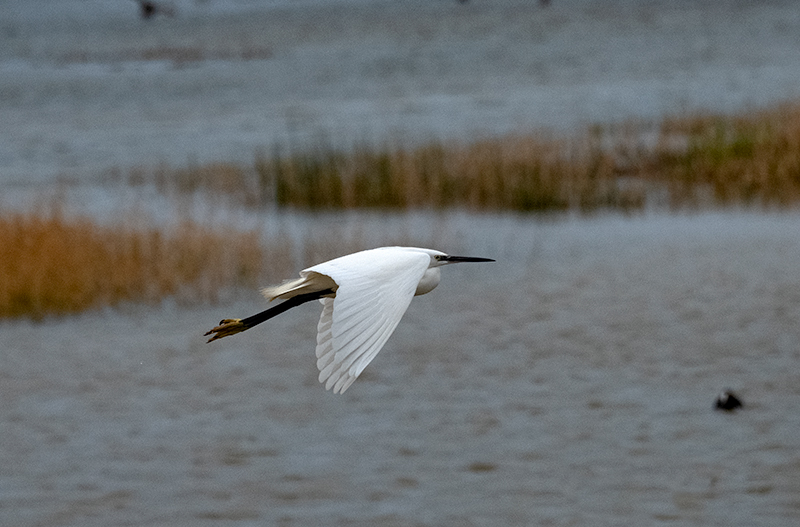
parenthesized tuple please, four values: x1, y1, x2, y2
(440, 255, 495, 263)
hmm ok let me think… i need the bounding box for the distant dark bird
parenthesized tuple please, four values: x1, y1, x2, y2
(715, 390, 743, 411)
(134, 0, 174, 19)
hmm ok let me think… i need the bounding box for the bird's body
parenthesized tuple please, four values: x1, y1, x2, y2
(715, 390, 743, 411)
(205, 247, 493, 393)
(134, 0, 174, 19)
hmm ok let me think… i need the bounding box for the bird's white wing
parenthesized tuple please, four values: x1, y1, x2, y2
(306, 248, 431, 394)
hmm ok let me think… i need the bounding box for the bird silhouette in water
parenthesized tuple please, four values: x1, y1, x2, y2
(134, 0, 174, 19)
(715, 390, 743, 411)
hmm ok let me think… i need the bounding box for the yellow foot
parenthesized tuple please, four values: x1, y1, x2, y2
(204, 318, 248, 342)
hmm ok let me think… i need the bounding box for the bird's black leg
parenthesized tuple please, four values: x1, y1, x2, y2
(204, 288, 335, 343)
(239, 289, 335, 328)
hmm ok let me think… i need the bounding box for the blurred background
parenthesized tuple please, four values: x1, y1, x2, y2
(2, 1, 799, 525)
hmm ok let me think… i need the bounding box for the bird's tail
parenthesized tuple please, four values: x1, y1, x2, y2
(261, 271, 337, 301)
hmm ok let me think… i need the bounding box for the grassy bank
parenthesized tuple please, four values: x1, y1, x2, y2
(129, 101, 800, 211)
(0, 211, 266, 319)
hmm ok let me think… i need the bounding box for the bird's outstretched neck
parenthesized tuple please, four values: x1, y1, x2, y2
(204, 288, 335, 343)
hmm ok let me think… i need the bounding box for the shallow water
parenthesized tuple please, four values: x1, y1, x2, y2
(2, 211, 799, 526)
(4, 0, 800, 181)
(3, 1, 800, 524)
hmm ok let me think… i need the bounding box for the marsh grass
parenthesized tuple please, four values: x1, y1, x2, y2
(62, 44, 273, 67)
(133, 101, 800, 212)
(653, 103, 800, 207)
(9, 102, 798, 319)
(0, 210, 268, 319)
(0, 204, 432, 319)
(254, 134, 638, 211)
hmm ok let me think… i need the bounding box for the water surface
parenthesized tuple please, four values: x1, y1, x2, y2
(2, 211, 799, 526)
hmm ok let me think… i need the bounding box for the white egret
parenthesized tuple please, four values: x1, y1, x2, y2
(205, 246, 494, 393)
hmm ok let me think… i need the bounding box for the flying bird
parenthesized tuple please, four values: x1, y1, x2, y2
(205, 247, 494, 393)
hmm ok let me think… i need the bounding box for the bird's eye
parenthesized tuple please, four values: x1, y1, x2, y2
(434, 255, 443, 261)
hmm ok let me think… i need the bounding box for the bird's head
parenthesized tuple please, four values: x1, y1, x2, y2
(427, 250, 495, 268)
(404, 248, 494, 296)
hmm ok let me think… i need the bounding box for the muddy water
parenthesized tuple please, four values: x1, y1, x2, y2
(2, 211, 799, 526)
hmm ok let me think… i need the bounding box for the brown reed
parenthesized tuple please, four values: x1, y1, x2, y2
(256, 134, 637, 211)
(62, 44, 273, 67)
(123, 100, 800, 211)
(653, 103, 800, 207)
(0, 211, 266, 319)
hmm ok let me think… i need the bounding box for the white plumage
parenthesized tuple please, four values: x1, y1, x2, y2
(205, 247, 493, 393)
(308, 248, 430, 393)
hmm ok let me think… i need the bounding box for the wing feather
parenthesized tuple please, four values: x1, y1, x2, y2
(327, 315, 391, 381)
(307, 248, 430, 393)
(331, 314, 400, 393)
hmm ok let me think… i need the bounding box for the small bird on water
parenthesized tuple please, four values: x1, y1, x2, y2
(715, 390, 743, 411)
(134, 0, 174, 19)
(205, 247, 494, 393)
